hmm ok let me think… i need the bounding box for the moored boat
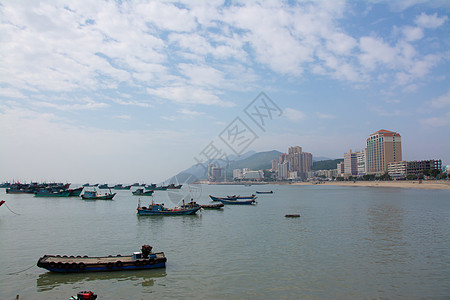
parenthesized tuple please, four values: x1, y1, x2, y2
(37, 245, 166, 273)
(152, 186, 168, 191)
(34, 190, 71, 197)
(200, 203, 224, 209)
(166, 184, 182, 189)
(226, 194, 256, 199)
(68, 187, 84, 197)
(137, 200, 201, 215)
(256, 191, 273, 194)
(81, 190, 116, 200)
(132, 188, 154, 196)
(113, 184, 131, 190)
(215, 198, 256, 205)
(209, 195, 257, 201)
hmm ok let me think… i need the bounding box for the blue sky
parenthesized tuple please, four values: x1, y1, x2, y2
(1, 0, 449, 184)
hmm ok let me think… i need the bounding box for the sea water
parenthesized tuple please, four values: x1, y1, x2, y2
(1, 184, 449, 299)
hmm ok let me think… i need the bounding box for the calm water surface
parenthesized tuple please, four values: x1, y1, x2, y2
(1, 185, 449, 299)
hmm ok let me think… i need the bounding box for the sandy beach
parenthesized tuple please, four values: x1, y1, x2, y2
(290, 180, 450, 190)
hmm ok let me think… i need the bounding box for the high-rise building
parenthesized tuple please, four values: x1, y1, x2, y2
(356, 148, 367, 176)
(366, 129, 402, 175)
(271, 159, 278, 171)
(287, 146, 313, 180)
(278, 153, 289, 180)
(344, 149, 357, 176)
(208, 163, 223, 182)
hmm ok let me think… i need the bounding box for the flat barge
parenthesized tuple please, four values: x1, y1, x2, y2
(37, 245, 166, 273)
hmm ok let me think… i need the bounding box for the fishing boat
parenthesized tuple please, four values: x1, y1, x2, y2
(70, 291, 97, 300)
(0, 200, 5, 207)
(137, 200, 201, 215)
(166, 184, 182, 189)
(152, 186, 168, 191)
(34, 190, 71, 197)
(209, 195, 257, 201)
(68, 187, 84, 197)
(132, 188, 154, 196)
(37, 245, 166, 273)
(113, 184, 131, 190)
(145, 184, 157, 190)
(256, 191, 273, 194)
(200, 203, 224, 209)
(81, 190, 116, 200)
(98, 184, 111, 189)
(215, 198, 256, 205)
(226, 194, 256, 199)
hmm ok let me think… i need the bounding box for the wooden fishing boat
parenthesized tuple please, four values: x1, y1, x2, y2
(226, 194, 256, 199)
(68, 187, 84, 197)
(113, 184, 131, 190)
(209, 195, 257, 201)
(132, 188, 154, 196)
(34, 190, 71, 197)
(137, 200, 201, 215)
(166, 184, 182, 189)
(145, 184, 157, 190)
(216, 198, 256, 205)
(98, 184, 111, 189)
(37, 245, 166, 273)
(152, 186, 168, 191)
(200, 203, 224, 209)
(81, 190, 116, 200)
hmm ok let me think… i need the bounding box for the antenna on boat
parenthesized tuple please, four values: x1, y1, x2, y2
(138, 198, 141, 209)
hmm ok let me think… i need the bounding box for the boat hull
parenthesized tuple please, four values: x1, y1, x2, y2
(81, 193, 116, 200)
(37, 253, 166, 273)
(34, 191, 71, 197)
(68, 187, 84, 196)
(200, 203, 224, 209)
(137, 207, 201, 215)
(216, 199, 256, 205)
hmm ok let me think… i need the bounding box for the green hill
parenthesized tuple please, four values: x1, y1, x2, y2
(224, 150, 282, 178)
(312, 159, 343, 170)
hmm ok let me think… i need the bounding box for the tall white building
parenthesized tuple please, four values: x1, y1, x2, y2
(356, 149, 367, 176)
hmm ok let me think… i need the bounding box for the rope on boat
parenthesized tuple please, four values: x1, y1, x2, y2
(4, 202, 21, 215)
(8, 263, 35, 275)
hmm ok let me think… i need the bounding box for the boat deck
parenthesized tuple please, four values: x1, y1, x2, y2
(38, 252, 165, 264)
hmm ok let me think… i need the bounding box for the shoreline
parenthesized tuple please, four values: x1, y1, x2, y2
(290, 180, 450, 190)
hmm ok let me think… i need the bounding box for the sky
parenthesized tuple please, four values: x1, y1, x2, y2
(0, 0, 449, 184)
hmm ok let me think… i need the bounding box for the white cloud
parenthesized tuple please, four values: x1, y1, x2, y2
(114, 115, 131, 120)
(420, 116, 448, 127)
(146, 86, 234, 107)
(178, 108, 204, 116)
(430, 91, 450, 108)
(402, 26, 423, 41)
(31, 100, 109, 111)
(316, 112, 336, 119)
(415, 12, 448, 28)
(285, 108, 306, 122)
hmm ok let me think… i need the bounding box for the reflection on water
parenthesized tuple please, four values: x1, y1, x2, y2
(367, 201, 410, 264)
(37, 269, 166, 291)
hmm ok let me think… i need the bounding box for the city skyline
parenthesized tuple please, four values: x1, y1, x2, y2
(1, 1, 449, 183)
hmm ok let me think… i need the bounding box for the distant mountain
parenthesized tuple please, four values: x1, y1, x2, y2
(312, 159, 343, 170)
(313, 156, 333, 162)
(167, 150, 281, 183)
(167, 151, 340, 183)
(224, 150, 282, 178)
